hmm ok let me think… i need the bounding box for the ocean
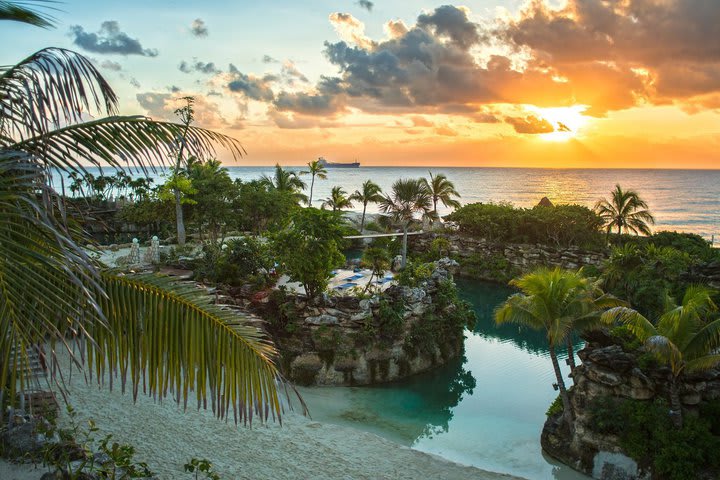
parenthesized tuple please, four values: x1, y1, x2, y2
(54, 166, 720, 241)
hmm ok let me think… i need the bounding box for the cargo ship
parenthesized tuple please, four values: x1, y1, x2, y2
(317, 157, 360, 168)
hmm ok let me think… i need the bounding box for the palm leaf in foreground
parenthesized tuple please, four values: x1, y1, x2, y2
(85, 273, 301, 425)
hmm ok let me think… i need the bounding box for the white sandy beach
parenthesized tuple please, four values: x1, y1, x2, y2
(2, 357, 523, 480)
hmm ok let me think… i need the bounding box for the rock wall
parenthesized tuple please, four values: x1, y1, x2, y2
(541, 331, 720, 480)
(412, 233, 607, 281)
(266, 259, 469, 386)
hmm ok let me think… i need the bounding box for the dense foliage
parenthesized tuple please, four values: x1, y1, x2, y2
(589, 397, 720, 480)
(446, 202, 605, 248)
(271, 208, 346, 298)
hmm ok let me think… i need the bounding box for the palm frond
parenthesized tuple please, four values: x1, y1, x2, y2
(601, 306, 657, 341)
(0, 1, 57, 28)
(84, 273, 298, 424)
(11, 116, 245, 177)
(1, 47, 116, 141)
(685, 354, 720, 374)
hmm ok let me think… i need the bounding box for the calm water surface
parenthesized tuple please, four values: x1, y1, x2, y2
(298, 279, 589, 480)
(55, 166, 720, 240)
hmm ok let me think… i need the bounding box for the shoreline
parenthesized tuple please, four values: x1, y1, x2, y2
(2, 358, 523, 480)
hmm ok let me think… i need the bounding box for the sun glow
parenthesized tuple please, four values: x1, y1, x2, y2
(528, 105, 590, 142)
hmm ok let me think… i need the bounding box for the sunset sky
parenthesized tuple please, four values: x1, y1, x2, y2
(3, 0, 720, 168)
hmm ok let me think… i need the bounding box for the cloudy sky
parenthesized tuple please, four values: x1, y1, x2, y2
(4, 0, 720, 168)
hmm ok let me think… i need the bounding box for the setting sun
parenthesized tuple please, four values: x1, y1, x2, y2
(527, 105, 590, 142)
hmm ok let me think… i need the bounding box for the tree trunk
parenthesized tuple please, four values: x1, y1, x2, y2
(549, 344, 573, 425)
(401, 225, 408, 269)
(566, 337, 577, 375)
(309, 175, 315, 207)
(669, 375, 683, 429)
(363, 270, 375, 293)
(174, 188, 186, 246)
(360, 203, 367, 232)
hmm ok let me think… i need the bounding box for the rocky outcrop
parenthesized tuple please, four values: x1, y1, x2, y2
(412, 233, 607, 281)
(266, 259, 470, 386)
(541, 331, 720, 479)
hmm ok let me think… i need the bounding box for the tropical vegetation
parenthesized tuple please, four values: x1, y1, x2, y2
(595, 184, 655, 236)
(0, 29, 285, 422)
(302, 158, 327, 207)
(351, 180, 383, 231)
(495, 268, 620, 425)
(379, 178, 434, 268)
(601, 286, 720, 428)
(322, 185, 354, 212)
(423, 172, 461, 218)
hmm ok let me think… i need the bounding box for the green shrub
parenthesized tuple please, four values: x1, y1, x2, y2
(396, 262, 433, 287)
(588, 397, 720, 479)
(546, 394, 563, 417)
(446, 202, 605, 249)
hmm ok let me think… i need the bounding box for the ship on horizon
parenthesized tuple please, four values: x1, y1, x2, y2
(317, 156, 360, 168)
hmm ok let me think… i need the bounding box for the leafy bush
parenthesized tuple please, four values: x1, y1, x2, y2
(546, 394, 563, 417)
(396, 262, 433, 287)
(446, 202, 605, 249)
(588, 397, 720, 479)
(460, 252, 516, 283)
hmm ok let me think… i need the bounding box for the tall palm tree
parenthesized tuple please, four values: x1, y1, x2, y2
(260, 164, 307, 204)
(422, 172, 461, 218)
(351, 180, 383, 231)
(595, 184, 655, 236)
(495, 268, 615, 425)
(601, 286, 720, 428)
(0, 40, 292, 423)
(378, 178, 433, 268)
(301, 158, 327, 207)
(322, 185, 353, 212)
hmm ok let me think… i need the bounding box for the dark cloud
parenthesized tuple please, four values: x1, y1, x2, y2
(190, 18, 208, 37)
(504, 115, 554, 134)
(129, 78, 141, 88)
(357, 0, 373, 12)
(417, 5, 482, 49)
(100, 60, 122, 71)
(69, 21, 158, 56)
(262, 55, 279, 64)
(501, 0, 720, 104)
(227, 64, 276, 101)
(179, 60, 220, 74)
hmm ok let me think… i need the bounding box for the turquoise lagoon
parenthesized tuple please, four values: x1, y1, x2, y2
(299, 279, 590, 480)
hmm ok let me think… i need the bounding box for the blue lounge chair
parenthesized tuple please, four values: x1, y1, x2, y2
(335, 282, 358, 290)
(345, 274, 364, 281)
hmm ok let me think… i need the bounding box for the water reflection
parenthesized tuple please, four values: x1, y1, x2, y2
(300, 279, 590, 479)
(460, 278, 584, 358)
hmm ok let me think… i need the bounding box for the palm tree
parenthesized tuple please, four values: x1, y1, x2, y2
(495, 268, 615, 425)
(260, 164, 307, 204)
(378, 178, 433, 268)
(351, 180, 383, 231)
(601, 286, 720, 428)
(595, 184, 655, 236)
(362, 247, 391, 293)
(301, 158, 327, 207)
(0, 38, 292, 422)
(423, 172, 461, 218)
(322, 185, 353, 212)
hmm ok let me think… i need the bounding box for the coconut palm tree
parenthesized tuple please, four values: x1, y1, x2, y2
(260, 164, 307, 204)
(595, 184, 655, 236)
(378, 178, 433, 268)
(322, 185, 353, 212)
(351, 180, 383, 232)
(422, 172, 461, 218)
(301, 158, 327, 207)
(0, 39, 292, 423)
(495, 268, 615, 425)
(362, 247, 391, 293)
(601, 286, 719, 428)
